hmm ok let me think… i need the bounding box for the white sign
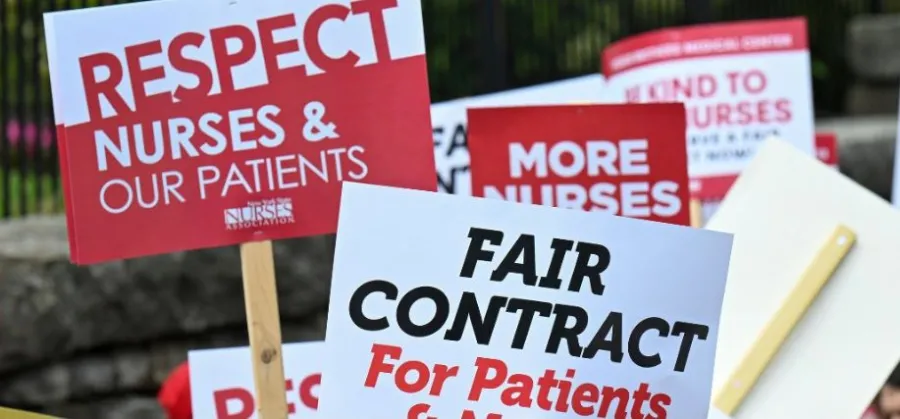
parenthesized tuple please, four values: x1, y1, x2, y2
(319, 181, 733, 418)
(189, 343, 323, 419)
(706, 138, 900, 418)
(893, 92, 900, 207)
(602, 17, 815, 199)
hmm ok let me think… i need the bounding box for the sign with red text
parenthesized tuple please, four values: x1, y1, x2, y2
(602, 17, 815, 199)
(467, 103, 689, 226)
(189, 342, 322, 419)
(319, 182, 733, 418)
(43, 0, 435, 264)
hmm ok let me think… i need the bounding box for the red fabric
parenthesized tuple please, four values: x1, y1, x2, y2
(158, 361, 192, 419)
(861, 405, 879, 419)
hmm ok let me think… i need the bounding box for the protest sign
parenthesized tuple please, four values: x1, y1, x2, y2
(704, 138, 900, 418)
(43, 0, 435, 264)
(190, 343, 322, 418)
(467, 103, 690, 225)
(432, 75, 606, 195)
(319, 181, 733, 418)
(602, 17, 815, 200)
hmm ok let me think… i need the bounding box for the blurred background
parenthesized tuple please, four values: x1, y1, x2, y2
(1, 0, 900, 418)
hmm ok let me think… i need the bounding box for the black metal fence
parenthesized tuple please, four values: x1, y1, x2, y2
(0, 0, 890, 219)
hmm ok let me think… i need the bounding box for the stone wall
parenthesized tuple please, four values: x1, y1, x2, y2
(820, 115, 896, 198)
(846, 14, 900, 116)
(0, 221, 334, 419)
(818, 13, 900, 201)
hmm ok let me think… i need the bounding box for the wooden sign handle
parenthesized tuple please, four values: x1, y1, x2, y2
(713, 225, 856, 415)
(690, 199, 703, 228)
(0, 407, 59, 419)
(240, 240, 288, 419)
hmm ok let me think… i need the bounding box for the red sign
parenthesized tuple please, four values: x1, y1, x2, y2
(46, 0, 436, 264)
(467, 103, 690, 226)
(815, 132, 839, 168)
(212, 373, 320, 418)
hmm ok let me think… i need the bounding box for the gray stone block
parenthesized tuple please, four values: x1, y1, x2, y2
(844, 82, 899, 116)
(848, 14, 900, 81)
(0, 219, 333, 417)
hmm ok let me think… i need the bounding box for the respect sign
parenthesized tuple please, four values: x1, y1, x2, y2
(189, 343, 322, 418)
(467, 104, 689, 225)
(319, 182, 733, 418)
(44, 0, 435, 263)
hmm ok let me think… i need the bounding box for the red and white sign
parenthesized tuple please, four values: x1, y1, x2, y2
(602, 17, 815, 200)
(189, 343, 322, 419)
(43, 0, 435, 264)
(815, 132, 839, 169)
(467, 103, 690, 226)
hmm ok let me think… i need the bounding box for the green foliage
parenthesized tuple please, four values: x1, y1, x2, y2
(1, 0, 119, 116)
(421, 0, 878, 113)
(0, 168, 59, 216)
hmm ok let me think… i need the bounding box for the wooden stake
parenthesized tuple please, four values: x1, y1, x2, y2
(240, 240, 288, 419)
(690, 199, 703, 227)
(0, 407, 59, 419)
(713, 225, 856, 415)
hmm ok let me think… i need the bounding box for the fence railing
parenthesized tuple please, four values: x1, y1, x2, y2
(0, 0, 886, 219)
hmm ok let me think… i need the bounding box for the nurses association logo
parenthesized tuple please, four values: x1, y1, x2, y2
(224, 198, 295, 230)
